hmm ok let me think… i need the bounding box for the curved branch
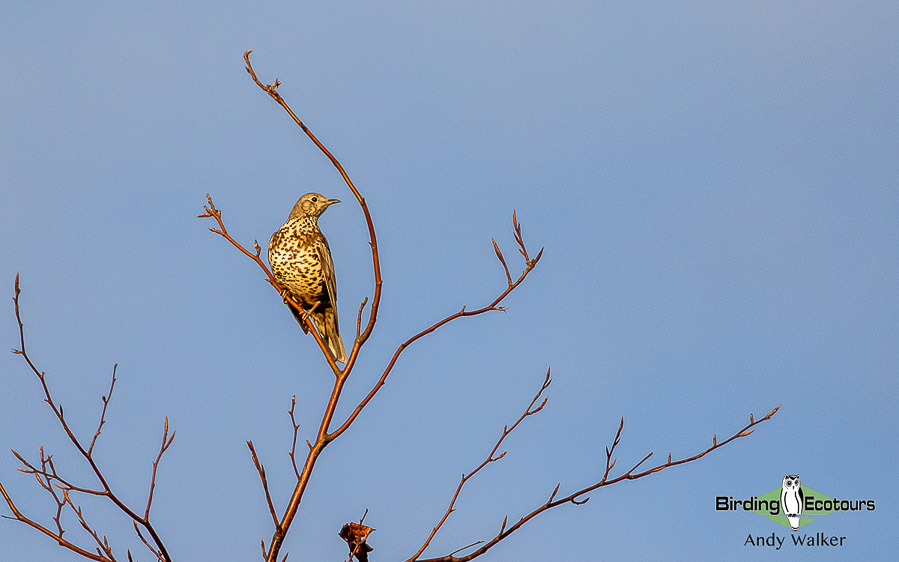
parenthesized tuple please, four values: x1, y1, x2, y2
(410, 404, 780, 561)
(330, 211, 542, 440)
(243, 49, 383, 364)
(247, 441, 279, 528)
(234, 52, 543, 562)
(1, 480, 111, 562)
(3, 274, 173, 562)
(198, 195, 342, 375)
(409, 370, 551, 560)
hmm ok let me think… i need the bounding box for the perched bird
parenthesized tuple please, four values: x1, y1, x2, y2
(268, 193, 347, 363)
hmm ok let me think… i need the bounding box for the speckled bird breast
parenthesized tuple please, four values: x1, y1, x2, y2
(268, 218, 327, 304)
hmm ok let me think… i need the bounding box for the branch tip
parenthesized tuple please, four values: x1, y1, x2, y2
(549, 483, 560, 501)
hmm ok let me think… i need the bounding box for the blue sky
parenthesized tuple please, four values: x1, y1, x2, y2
(1, 2, 897, 560)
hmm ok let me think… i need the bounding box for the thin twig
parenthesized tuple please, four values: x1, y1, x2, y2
(331, 213, 543, 441)
(244, 49, 383, 365)
(288, 397, 302, 481)
(248, 441, 280, 527)
(88, 364, 118, 456)
(199, 194, 342, 376)
(133, 521, 165, 562)
(409, 370, 551, 560)
(410, 404, 780, 561)
(145, 417, 175, 520)
(63, 489, 115, 560)
(491, 238, 512, 287)
(236, 52, 542, 562)
(2, 274, 173, 562)
(355, 297, 368, 341)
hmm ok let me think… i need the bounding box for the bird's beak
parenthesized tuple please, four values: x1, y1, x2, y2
(327, 198, 341, 206)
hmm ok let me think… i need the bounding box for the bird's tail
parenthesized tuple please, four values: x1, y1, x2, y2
(313, 308, 347, 363)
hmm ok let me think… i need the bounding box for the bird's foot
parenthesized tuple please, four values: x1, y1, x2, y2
(301, 301, 321, 322)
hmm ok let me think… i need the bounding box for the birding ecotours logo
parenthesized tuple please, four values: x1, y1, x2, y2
(715, 475, 875, 530)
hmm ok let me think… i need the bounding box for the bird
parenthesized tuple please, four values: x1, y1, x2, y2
(268, 192, 347, 363)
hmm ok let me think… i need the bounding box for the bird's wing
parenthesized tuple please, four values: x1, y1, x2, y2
(316, 233, 338, 307)
(267, 229, 282, 263)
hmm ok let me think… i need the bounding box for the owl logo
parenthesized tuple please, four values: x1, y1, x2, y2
(781, 474, 804, 531)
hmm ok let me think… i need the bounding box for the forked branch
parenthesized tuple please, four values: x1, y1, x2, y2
(198, 194, 342, 376)
(244, 49, 383, 364)
(409, 370, 552, 560)
(1, 274, 173, 562)
(329, 209, 543, 441)
(226, 51, 544, 562)
(408, 397, 779, 562)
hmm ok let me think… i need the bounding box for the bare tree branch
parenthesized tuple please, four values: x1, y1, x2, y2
(243, 49, 383, 361)
(63, 489, 116, 561)
(133, 520, 166, 562)
(248, 441, 280, 528)
(199, 51, 546, 562)
(200, 50, 775, 562)
(409, 370, 552, 560)
(145, 417, 175, 520)
(2, 48, 782, 562)
(1, 273, 173, 562)
(1, 477, 112, 561)
(205, 187, 541, 561)
(287, 397, 302, 481)
(409, 403, 780, 561)
(198, 194, 343, 376)
(88, 365, 118, 456)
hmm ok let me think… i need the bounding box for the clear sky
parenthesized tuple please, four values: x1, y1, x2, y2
(1, 2, 897, 560)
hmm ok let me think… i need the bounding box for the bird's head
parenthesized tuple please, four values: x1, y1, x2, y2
(288, 192, 341, 220)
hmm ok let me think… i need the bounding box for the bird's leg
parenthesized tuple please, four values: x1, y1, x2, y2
(280, 288, 313, 322)
(302, 300, 322, 323)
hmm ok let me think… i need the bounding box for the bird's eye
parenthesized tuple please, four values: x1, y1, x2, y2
(311, 197, 318, 202)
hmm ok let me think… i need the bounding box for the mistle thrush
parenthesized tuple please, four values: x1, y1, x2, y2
(268, 193, 347, 363)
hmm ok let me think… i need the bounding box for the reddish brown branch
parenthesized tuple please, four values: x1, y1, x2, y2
(145, 418, 175, 520)
(235, 52, 542, 562)
(330, 214, 542, 440)
(248, 441, 280, 528)
(287, 397, 302, 481)
(409, 370, 551, 560)
(63, 489, 116, 560)
(2, 445, 108, 559)
(202, 187, 355, 561)
(355, 297, 369, 341)
(410, 404, 780, 561)
(199, 194, 342, 375)
(243, 49, 383, 366)
(491, 238, 512, 286)
(2, 274, 173, 562)
(133, 521, 165, 562)
(88, 364, 118, 456)
(1, 478, 111, 562)
(12, 447, 104, 498)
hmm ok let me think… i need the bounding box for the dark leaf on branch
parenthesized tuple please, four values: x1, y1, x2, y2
(340, 522, 375, 562)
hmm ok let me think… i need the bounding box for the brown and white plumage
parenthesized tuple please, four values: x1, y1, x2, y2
(268, 193, 346, 363)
